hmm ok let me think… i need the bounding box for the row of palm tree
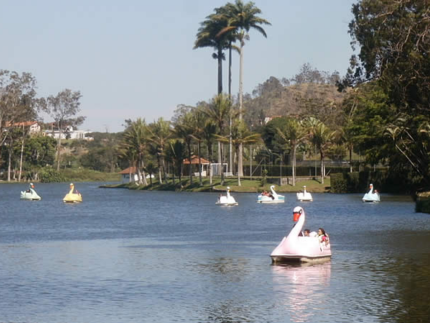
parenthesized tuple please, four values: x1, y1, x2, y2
(119, 94, 261, 187)
(119, 91, 345, 188)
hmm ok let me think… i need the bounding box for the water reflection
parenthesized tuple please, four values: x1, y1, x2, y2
(272, 261, 331, 323)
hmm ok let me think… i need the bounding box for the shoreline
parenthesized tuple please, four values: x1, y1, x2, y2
(99, 178, 331, 193)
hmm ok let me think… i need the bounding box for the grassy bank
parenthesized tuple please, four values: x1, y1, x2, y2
(1, 169, 121, 183)
(101, 176, 331, 193)
(60, 169, 121, 182)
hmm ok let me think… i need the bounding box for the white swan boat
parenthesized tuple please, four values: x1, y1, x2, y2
(20, 183, 41, 201)
(362, 183, 380, 203)
(257, 185, 285, 204)
(271, 206, 332, 263)
(216, 186, 238, 206)
(296, 185, 313, 202)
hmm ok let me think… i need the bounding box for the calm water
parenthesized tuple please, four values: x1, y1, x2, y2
(0, 182, 429, 323)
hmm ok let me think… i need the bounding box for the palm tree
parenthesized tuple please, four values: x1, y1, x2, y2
(147, 118, 172, 183)
(117, 142, 137, 183)
(218, 0, 271, 177)
(144, 162, 157, 186)
(194, 13, 230, 95)
(123, 118, 149, 185)
(204, 94, 232, 185)
(305, 118, 336, 184)
(275, 118, 309, 186)
(166, 139, 186, 186)
(189, 108, 208, 186)
(339, 117, 357, 173)
(217, 120, 260, 186)
(173, 112, 195, 185)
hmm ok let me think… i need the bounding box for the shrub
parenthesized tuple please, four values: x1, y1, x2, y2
(39, 168, 66, 183)
(331, 173, 347, 193)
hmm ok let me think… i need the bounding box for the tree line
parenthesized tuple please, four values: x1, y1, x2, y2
(2, 0, 429, 194)
(0, 70, 85, 181)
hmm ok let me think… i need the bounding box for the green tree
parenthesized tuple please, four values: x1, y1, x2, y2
(342, 0, 430, 185)
(144, 162, 157, 186)
(166, 139, 186, 185)
(194, 12, 230, 95)
(204, 94, 232, 185)
(305, 117, 336, 184)
(173, 112, 195, 185)
(275, 117, 308, 186)
(46, 89, 85, 171)
(217, 120, 260, 186)
(122, 118, 149, 185)
(148, 118, 172, 184)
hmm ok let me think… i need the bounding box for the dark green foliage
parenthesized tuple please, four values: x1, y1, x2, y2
(342, 0, 430, 187)
(79, 146, 118, 172)
(416, 197, 430, 213)
(331, 173, 347, 193)
(39, 168, 66, 183)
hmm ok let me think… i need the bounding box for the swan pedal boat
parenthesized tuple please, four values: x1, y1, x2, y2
(257, 185, 285, 204)
(271, 206, 331, 263)
(362, 183, 380, 203)
(216, 187, 238, 206)
(63, 183, 82, 203)
(296, 186, 313, 202)
(20, 183, 41, 201)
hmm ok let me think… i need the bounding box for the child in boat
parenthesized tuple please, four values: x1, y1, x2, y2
(318, 228, 329, 244)
(304, 229, 310, 237)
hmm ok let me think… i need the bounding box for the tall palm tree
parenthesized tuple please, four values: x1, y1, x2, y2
(123, 118, 149, 185)
(208, 7, 239, 174)
(218, 0, 271, 178)
(204, 94, 232, 185)
(275, 118, 309, 186)
(194, 13, 230, 95)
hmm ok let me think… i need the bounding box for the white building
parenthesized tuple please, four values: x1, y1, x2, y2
(6, 121, 41, 134)
(45, 126, 93, 141)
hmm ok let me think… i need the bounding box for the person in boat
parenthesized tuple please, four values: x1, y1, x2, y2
(262, 190, 268, 196)
(318, 228, 329, 245)
(304, 229, 310, 237)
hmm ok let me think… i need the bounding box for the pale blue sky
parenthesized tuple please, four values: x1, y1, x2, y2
(0, 0, 356, 132)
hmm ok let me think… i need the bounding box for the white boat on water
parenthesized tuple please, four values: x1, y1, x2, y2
(296, 186, 313, 202)
(216, 187, 238, 206)
(362, 183, 380, 203)
(257, 185, 285, 203)
(271, 206, 332, 263)
(20, 183, 41, 201)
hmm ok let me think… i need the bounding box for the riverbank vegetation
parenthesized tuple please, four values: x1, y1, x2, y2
(2, 1, 430, 208)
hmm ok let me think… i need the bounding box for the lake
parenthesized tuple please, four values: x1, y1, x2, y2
(0, 182, 429, 323)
